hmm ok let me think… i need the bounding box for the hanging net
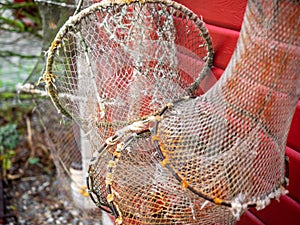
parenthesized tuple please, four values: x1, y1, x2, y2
(152, 0, 300, 214)
(16, 0, 103, 220)
(36, 0, 300, 224)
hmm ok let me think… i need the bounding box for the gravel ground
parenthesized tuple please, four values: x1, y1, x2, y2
(4, 153, 103, 225)
(7, 175, 89, 225)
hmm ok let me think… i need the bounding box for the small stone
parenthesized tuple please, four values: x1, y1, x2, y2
(47, 217, 54, 223)
(45, 210, 52, 218)
(70, 209, 80, 217)
(72, 218, 79, 225)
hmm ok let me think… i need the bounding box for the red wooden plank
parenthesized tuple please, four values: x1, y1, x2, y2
(175, 0, 247, 31)
(250, 195, 300, 225)
(287, 100, 300, 153)
(237, 211, 265, 225)
(212, 67, 224, 80)
(206, 24, 240, 70)
(286, 146, 300, 203)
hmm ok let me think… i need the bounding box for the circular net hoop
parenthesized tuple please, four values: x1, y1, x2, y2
(39, 0, 214, 150)
(88, 132, 236, 224)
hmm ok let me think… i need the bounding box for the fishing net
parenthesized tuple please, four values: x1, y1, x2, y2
(152, 0, 300, 210)
(39, 0, 214, 136)
(36, 0, 300, 224)
(16, 0, 103, 220)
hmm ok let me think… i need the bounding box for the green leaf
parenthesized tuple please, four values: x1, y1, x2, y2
(28, 157, 40, 165)
(0, 123, 19, 150)
(7, 150, 16, 158)
(3, 158, 12, 170)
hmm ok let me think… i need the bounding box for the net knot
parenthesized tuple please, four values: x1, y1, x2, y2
(213, 197, 223, 205)
(181, 179, 189, 189)
(160, 155, 169, 167)
(106, 136, 118, 146)
(107, 193, 114, 203)
(78, 186, 89, 197)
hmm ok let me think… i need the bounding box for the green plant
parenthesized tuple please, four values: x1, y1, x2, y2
(0, 123, 19, 177)
(0, 0, 42, 38)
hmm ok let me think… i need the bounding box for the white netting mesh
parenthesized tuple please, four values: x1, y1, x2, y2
(41, 0, 213, 129)
(152, 0, 299, 214)
(37, 0, 300, 224)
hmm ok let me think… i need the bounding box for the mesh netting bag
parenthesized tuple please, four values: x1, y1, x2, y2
(38, 0, 300, 224)
(152, 0, 300, 217)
